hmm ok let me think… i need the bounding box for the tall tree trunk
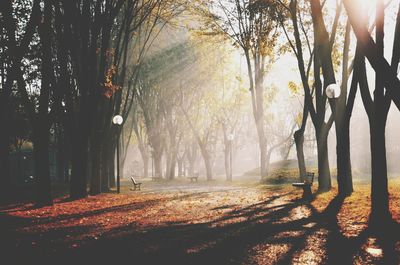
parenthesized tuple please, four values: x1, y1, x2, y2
(89, 137, 102, 195)
(256, 124, 267, 178)
(199, 145, 212, 180)
(56, 127, 67, 183)
(370, 117, 390, 224)
(244, 50, 267, 178)
(188, 153, 195, 177)
(0, 117, 11, 202)
(101, 141, 110, 191)
(254, 69, 267, 178)
(29, 2, 52, 206)
(287, 0, 311, 183)
(0, 0, 39, 203)
(294, 129, 306, 181)
(168, 151, 177, 180)
(142, 154, 149, 178)
(316, 129, 331, 192)
(222, 127, 232, 181)
(295, 126, 312, 200)
(336, 120, 353, 195)
(138, 143, 149, 178)
(153, 151, 162, 179)
(70, 134, 89, 199)
(177, 158, 183, 178)
(188, 160, 194, 178)
(265, 149, 272, 176)
(224, 147, 230, 181)
(187, 142, 197, 177)
(336, 20, 354, 197)
(143, 155, 149, 178)
(165, 145, 171, 179)
(369, 0, 392, 226)
(33, 123, 52, 206)
(345, 0, 400, 227)
(311, 0, 338, 194)
(356, 40, 392, 226)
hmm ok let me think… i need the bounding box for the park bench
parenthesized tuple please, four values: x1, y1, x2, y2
(292, 172, 314, 199)
(292, 172, 315, 188)
(187, 172, 199, 182)
(130, 177, 142, 191)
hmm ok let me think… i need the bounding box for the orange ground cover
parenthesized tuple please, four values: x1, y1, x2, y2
(1, 180, 400, 264)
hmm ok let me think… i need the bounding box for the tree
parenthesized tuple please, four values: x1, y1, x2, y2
(181, 91, 219, 181)
(279, 0, 338, 192)
(206, 0, 284, 177)
(134, 42, 189, 179)
(113, 0, 187, 183)
(344, 0, 400, 226)
(218, 90, 246, 181)
(265, 108, 297, 169)
(0, 0, 41, 202)
(17, 0, 55, 206)
(309, 0, 358, 196)
(130, 103, 150, 178)
(3, 0, 57, 206)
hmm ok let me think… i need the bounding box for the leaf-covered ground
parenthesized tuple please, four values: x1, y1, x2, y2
(1, 179, 400, 264)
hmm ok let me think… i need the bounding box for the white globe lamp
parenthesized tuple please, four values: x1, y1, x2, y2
(326, 83, 341, 99)
(112, 115, 124, 125)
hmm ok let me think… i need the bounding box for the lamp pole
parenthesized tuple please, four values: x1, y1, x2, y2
(113, 115, 124, 194)
(227, 133, 234, 181)
(116, 134, 120, 193)
(151, 148, 154, 179)
(230, 140, 233, 181)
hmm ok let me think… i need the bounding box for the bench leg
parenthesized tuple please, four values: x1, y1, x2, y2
(302, 186, 312, 200)
(138, 184, 141, 190)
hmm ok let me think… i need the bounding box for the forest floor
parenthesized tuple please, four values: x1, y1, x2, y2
(1, 178, 400, 264)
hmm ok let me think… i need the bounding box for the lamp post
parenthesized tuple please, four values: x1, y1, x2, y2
(227, 133, 235, 181)
(150, 147, 154, 179)
(113, 115, 124, 193)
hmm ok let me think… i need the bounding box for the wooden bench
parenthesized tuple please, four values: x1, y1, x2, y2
(292, 172, 315, 187)
(292, 172, 314, 199)
(130, 177, 142, 191)
(187, 172, 199, 182)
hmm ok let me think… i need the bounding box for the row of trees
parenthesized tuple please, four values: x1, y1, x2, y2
(1, 0, 296, 207)
(0, 0, 183, 205)
(126, 35, 256, 181)
(123, 26, 299, 183)
(4, 0, 400, 231)
(200, 0, 400, 227)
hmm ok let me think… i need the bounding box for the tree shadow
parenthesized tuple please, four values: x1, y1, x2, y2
(51, 192, 318, 264)
(322, 195, 369, 264)
(2, 190, 400, 264)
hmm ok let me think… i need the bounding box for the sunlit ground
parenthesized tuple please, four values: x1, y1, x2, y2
(1, 178, 400, 264)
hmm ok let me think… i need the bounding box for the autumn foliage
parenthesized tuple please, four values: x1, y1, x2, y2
(2, 180, 400, 263)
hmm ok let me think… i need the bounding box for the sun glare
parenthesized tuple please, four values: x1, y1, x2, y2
(362, 0, 397, 15)
(365, 0, 377, 13)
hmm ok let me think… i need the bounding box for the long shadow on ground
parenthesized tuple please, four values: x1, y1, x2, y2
(2, 191, 400, 264)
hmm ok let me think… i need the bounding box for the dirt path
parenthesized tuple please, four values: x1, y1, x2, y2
(1, 180, 399, 264)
